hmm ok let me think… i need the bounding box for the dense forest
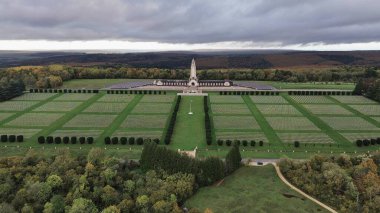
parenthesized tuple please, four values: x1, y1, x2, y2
(279, 154, 380, 213)
(0, 143, 242, 213)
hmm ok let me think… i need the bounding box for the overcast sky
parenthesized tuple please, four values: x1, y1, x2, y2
(1, 0, 380, 51)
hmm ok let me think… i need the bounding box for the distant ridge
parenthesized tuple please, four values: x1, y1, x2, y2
(1, 50, 380, 68)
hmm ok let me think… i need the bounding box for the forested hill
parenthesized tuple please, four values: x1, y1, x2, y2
(1, 50, 380, 68)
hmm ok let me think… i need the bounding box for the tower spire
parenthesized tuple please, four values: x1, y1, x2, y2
(190, 58, 197, 79)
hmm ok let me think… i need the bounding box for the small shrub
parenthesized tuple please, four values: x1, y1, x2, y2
(259, 141, 264, 146)
(233, 140, 240, 146)
(1, 135, 7, 142)
(79, 137, 86, 144)
(226, 140, 232, 146)
(120, 137, 128, 145)
(87, 137, 94, 144)
(63, 137, 70, 144)
(104, 137, 111, 145)
(356, 139, 363, 147)
(250, 140, 256, 147)
(111, 137, 119, 145)
(129, 137, 135, 145)
(370, 139, 376, 145)
(153, 138, 160, 144)
(217, 139, 223, 146)
(38, 136, 45, 144)
(363, 139, 370, 146)
(46, 136, 54, 144)
(16, 135, 23, 142)
(8, 135, 16, 142)
(294, 141, 300, 148)
(54, 137, 62, 144)
(137, 137, 144, 145)
(71, 137, 77, 144)
(242, 140, 248, 147)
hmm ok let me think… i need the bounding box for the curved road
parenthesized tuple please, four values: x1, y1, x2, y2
(272, 163, 338, 213)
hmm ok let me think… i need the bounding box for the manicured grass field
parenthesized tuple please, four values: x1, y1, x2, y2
(185, 166, 328, 213)
(250, 95, 289, 104)
(120, 115, 168, 129)
(5, 113, 64, 127)
(63, 114, 117, 128)
(261, 81, 355, 90)
(211, 104, 250, 114)
(290, 96, 333, 104)
(0, 91, 379, 158)
(256, 104, 301, 115)
(319, 116, 379, 130)
(213, 116, 260, 130)
(34, 101, 83, 112)
(349, 105, 380, 115)
(331, 95, 377, 104)
(303, 104, 353, 115)
(266, 117, 319, 130)
(132, 103, 172, 114)
(0, 101, 39, 111)
(83, 102, 127, 113)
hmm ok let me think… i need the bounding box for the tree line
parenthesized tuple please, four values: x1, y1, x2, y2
(279, 154, 380, 212)
(0, 77, 25, 101)
(164, 96, 181, 145)
(140, 142, 242, 187)
(0, 64, 374, 90)
(354, 78, 380, 102)
(204, 96, 212, 145)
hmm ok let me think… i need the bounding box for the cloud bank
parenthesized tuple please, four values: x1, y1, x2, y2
(0, 0, 379, 47)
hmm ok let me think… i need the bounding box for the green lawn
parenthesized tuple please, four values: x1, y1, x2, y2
(185, 166, 328, 213)
(170, 96, 206, 150)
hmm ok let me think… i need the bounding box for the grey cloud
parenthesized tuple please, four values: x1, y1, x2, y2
(0, 0, 379, 45)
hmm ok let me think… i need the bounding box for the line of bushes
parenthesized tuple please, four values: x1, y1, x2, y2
(219, 91, 280, 96)
(38, 136, 94, 144)
(104, 137, 159, 145)
(107, 90, 167, 95)
(217, 139, 264, 147)
(29, 88, 99, 93)
(204, 96, 212, 145)
(356, 138, 380, 147)
(163, 95, 181, 145)
(288, 90, 352, 96)
(0, 135, 24, 143)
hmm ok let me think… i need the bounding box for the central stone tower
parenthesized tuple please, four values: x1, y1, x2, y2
(188, 58, 199, 87)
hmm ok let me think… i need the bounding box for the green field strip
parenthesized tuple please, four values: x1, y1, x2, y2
(28, 93, 105, 142)
(282, 94, 352, 146)
(95, 95, 143, 143)
(215, 129, 263, 133)
(129, 112, 169, 115)
(242, 96, 283, 147)
(0, 93, 62, 127)
(327, 96, 380, 127)
(170, 96, 206, 150)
